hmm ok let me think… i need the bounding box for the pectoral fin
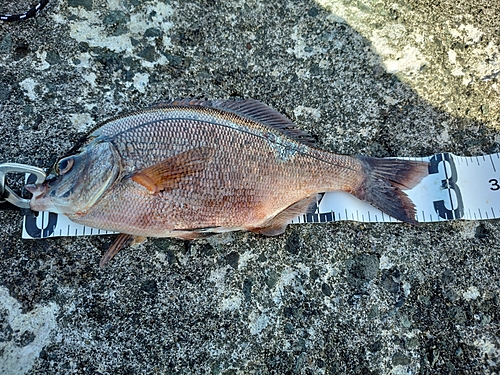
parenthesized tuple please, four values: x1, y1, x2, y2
(132, 147, 214, 193)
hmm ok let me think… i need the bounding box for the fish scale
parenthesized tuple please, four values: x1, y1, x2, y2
(27, 99, 428, 242)
(85, 107, 353, 234)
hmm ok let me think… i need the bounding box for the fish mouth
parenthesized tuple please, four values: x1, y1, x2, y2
(25, 183, 47, 198)
(24, 183, 49, 211)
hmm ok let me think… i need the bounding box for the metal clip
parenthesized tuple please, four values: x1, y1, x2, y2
(0, 163, 46, 209)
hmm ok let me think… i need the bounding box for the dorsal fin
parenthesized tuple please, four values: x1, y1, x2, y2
(152, 98, 316, 146)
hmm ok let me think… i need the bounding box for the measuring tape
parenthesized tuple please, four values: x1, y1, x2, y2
(0, 0, 49, 22)
(293, 152, 500, 224)
(22, 152, 500, 239)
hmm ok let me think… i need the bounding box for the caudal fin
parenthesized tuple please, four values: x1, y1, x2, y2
(353, 156, 429, 224)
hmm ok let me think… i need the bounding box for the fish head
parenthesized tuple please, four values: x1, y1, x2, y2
(26, 141, 121, 215)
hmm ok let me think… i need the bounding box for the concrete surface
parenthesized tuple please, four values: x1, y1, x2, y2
(0, 0, 499, 374)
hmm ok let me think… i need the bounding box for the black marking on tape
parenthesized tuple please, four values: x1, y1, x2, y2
(490, 154, 496, 172)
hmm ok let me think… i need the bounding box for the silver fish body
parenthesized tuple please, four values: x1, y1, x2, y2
(27, 99, 428, 239)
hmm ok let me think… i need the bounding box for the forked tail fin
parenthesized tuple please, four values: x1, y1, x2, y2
(353, 156, 429, 224)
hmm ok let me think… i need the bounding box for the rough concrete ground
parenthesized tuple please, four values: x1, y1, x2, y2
(0, 0, 499, 374)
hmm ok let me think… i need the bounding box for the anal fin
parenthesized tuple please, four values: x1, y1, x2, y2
(250, 195, 318, 236)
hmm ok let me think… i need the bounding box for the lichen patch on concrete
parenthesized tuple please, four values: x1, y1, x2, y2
(0, 287, 58, 375)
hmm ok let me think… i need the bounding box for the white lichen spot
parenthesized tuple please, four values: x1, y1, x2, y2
(463, 286, 480, 300)
(383, 95, 399, 106)
(318, 58, 330, 69)
(390, 365, 413, 375)
(464, 24, 484, 44)
(294, 68, 311, 79)
(293, 105, 321, 121)
(451, 67, 464, 77)
(450, 24, 483, 45)
(413, 32, 426, 44)
(70, 113, 96, 132)
(384, 45, 427, 74)
(470, 40, 500, 81)
(19, 78, 40, 100)
(220, 294, 242, 311)
(473, 337, 500, 363)
(271, 268, 298, 305)
(50, 13, 66, 24)
(153, 250, 168, 264)
(0, 286, 58, 375)
(439, 121, 450, 142)
(129, 2, 174, 50)
(459, 222, 479, 239)
(140, 55, 169, 69)
(68, 9, 133, 52)
(461, 74, 473, 86)
(68, 0, 174, 68)
(34, 50, 51, 71)
(448, 49, 457, 64)
(371, 24, 408, 54)
(248, 311, 270, 335)
(238, 250, 257, 269)
(379, 254, 393, 270)
(402, 282, 411, 297)
(133, 72, 149, 93)
(287, 26, 326, 59)
(358, 127, 371, 137)
(208, 267, 227, 291)
(83, 72, 98, 87)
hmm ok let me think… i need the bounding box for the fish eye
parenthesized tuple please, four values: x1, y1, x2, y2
(56, 157, 75, 175)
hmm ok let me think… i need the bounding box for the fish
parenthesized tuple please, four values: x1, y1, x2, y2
(26, 99, 429, 265)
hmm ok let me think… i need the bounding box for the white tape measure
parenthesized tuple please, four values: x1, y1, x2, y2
(22, 152, 500, 239)
(293, 152, 500, 224)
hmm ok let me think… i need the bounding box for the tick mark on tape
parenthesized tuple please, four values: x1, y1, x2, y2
(490, 154, 497, 172)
